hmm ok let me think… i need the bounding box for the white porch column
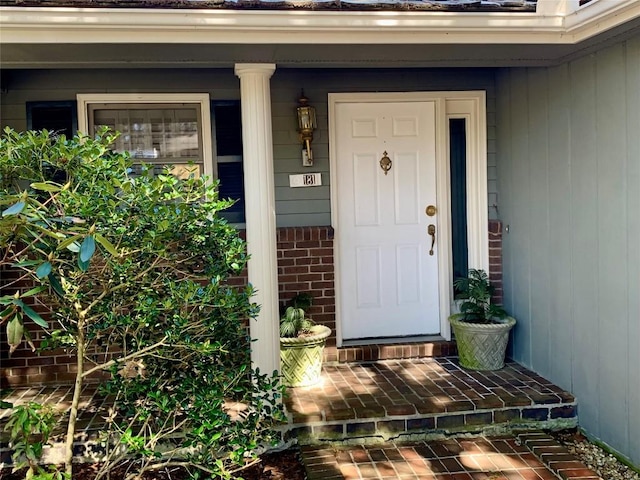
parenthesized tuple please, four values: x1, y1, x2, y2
(234, 63, 279, 376)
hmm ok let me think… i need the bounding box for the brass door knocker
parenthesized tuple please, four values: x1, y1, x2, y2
(379, 151, 392, 175)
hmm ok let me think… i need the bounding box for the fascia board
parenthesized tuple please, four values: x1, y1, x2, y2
(0, 7, 567, 45)
(564, 0, 640, 41)
(0, 5, 637, 45)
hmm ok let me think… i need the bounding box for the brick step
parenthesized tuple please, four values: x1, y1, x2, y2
(284, 357, 578, 445)
(283, 401, 578, 445)
(324, 340, 457, 363)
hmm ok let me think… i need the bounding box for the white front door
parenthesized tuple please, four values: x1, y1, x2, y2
(334, 100, 441, 340)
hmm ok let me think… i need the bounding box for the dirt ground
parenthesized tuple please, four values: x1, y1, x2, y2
(0, 449, 306, 480)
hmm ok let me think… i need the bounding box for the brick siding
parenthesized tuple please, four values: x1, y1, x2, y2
(1, 223, 503, 387)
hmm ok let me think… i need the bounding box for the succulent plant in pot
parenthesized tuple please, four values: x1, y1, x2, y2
(449, 269, 516, 370)
(279, 293, 331, 387)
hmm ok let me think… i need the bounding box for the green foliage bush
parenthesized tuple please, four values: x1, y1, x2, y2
(0, 128, 284, 479)
(4, 402, 66, 480)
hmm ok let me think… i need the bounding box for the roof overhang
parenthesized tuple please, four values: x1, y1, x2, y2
(1, 0, 639, 68)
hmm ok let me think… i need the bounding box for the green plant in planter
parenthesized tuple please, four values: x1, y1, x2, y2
(279, 293, 315, 338)
(280, 306, 314, 338)
(279, 293, 331, 387)
(453, 268, 507, 323)
(449, 269, 515, 371)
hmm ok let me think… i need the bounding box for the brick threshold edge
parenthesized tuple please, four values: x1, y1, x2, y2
(517, 431, 602, 480)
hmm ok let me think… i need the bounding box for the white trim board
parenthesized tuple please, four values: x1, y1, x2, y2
(328, 91, 488, 344)
(2, 2, 639, 46)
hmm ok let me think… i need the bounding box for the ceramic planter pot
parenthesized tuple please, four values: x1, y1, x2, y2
(279, 325, 331, 387)
(449, 313, 516, 371)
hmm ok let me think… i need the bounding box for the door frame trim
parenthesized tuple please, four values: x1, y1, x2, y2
(329, 91, 488, 345)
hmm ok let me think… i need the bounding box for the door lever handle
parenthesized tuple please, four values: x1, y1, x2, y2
(428, 224, 436, 256)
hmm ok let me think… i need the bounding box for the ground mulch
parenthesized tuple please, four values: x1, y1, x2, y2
(0, 448, 306, 480)
(551, 429, 639, 480)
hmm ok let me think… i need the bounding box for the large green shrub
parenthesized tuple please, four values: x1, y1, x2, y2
(0, 128, 284, 478)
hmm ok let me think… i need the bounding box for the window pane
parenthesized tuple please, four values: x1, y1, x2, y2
(213, 101, 245, 223)
(217, 162, 245, 223)
(450, 118, 469, 286)
(92, 105, 203, 168)
(214, 104, 243, 156)
(27, 101, 77, 137)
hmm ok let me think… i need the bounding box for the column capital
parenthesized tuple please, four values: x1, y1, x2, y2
(234, 63, 276, 78)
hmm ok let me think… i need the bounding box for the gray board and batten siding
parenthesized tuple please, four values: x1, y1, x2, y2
(0, 67, 499, 227)
(496, 35, 640, 466)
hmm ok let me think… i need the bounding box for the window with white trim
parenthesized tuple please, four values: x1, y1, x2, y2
(78, 94, 245, 223)
(89, 103, 204, 178)
(77, 94, 214, 180)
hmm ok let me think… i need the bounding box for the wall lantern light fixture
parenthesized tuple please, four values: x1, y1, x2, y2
(296, 90, 317, 166)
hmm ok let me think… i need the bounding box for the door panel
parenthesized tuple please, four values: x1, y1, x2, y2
(394, 152, 420, 224)
(336, 101, 440, 340)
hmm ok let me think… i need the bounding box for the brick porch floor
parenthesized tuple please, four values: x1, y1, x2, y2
(283, 358, 577, 444)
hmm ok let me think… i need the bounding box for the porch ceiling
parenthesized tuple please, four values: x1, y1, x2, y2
(0, 42, 574, 69)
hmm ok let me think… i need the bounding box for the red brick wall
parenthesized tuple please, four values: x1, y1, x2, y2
(488, 219, 504, 305)
(1, 226, 336, 387)
(0, 264, 98, 387)
(2, 223, 503, 387)
(276, 226, 336, 349)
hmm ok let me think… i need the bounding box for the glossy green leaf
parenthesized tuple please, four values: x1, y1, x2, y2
(21, 304, 48, 328)
(7, 315, 24, 354)
(30, 182, 61, 192)
(79, 235, 96, 263)
(47, 273, 64, 297)
(77, 255, 90, 272)
(57, 234, 82, 251)
(35, 262, 52, 279)
(0, 305, 14, 320)
(95, 233, 118, 256)
(2, 201, 26, 217)
(12, 260, 41, 267)
(21, 285, 46, 298)
(11, 298, 25, 308)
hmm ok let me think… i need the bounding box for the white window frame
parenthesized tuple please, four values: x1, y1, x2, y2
(77, 93, 213, 179)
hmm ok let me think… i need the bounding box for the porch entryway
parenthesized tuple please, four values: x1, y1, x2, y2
(330, 92, 491, 348)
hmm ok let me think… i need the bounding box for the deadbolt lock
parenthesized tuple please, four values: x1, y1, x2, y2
(425, 205, 437, 217)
